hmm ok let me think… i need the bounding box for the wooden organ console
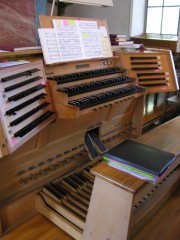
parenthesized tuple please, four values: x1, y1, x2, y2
(0, 50, 179, 239)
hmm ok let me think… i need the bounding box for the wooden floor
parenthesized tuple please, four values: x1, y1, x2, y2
(0, 188, 179, 240)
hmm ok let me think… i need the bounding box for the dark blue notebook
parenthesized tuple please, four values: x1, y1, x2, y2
(105, 139, 176, 176)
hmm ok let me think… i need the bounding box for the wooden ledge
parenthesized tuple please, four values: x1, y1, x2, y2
(91, 162, 145, 194)
(91, 116, 180, 194)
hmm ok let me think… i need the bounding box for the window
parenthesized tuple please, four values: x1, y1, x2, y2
(146, 0, 180, 35)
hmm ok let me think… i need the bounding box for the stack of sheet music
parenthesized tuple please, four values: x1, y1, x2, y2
(109, 34, 133, 46)
(103, 139, 176, 184)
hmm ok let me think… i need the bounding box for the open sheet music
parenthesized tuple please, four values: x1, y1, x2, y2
(38, 18, 112, 64)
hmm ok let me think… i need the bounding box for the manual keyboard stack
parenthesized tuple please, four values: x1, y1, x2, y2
(45, 59, 145, 119)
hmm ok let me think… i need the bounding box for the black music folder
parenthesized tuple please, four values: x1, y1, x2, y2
(105, 139, 176, 176)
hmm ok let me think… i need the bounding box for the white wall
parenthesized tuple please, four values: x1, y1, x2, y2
(65, 0, 132, 35)
(129, 0, 146, 36)
(177, 22, 180, 52)
(46, 0, 147, 37)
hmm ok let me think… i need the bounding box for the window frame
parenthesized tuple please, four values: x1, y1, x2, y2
(146, 0, 180, 36)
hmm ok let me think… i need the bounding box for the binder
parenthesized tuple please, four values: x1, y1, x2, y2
(104, 139, 176, 177)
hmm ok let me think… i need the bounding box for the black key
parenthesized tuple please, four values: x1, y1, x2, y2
(8, 84, 45, 101)
(52, 183, 70, 196)
(68, 86, 144, 110)
(139, 78, 166, 81)
(9, 102, 50, 126)
(69, 175, 84, 186)
(49, 67, 125, 84)
(131, 67, 159, 71)
(1, 68, 40, 82)
(3, 76, 42, 92)
(57, 76, 134, 97)
(5, 93, 46, 116)
(137, 72, 165, 77)
(131, 62, 158, 65)
(63, 177, 79, 190)
(44, 184, 64, 199)
(130, 57, 157, 60)
(13, 111, 54, 138)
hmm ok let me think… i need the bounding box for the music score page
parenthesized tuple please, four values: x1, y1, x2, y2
(38, 18, 112, 64)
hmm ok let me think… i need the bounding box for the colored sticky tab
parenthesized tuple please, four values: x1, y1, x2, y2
(62, 20, 68, 26)
(68, 20, 75, 26)
(11, 138, 18, 145)
(41, 80, 46, 86)
(83, 32, 89, 38)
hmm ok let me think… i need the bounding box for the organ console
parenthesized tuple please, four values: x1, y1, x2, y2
(0, 52, 147, 237)
(0, 19, 179, 240)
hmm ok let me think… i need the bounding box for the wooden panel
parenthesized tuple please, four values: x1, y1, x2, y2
(39, 15, 109, 31)
(137, 116, 180, 154)
(0, 60, 55, 156)
(133, 188, 180, 240)
(131, 168, 180, 237)
(115, 50, 179, 94)
(83, 177, 133, 240)
(35, 194, 83, 240)
(0, 50, 42, 62)
(131, 36, 177, 52)
(0, 193, 36, 233)
(91, 162, 145, 193)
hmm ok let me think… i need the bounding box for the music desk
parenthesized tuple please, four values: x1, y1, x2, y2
(1, 117, 180, 240)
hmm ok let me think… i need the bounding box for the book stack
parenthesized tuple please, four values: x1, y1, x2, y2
(109, 34, 134, 46)
(103, 139, 176, 184)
